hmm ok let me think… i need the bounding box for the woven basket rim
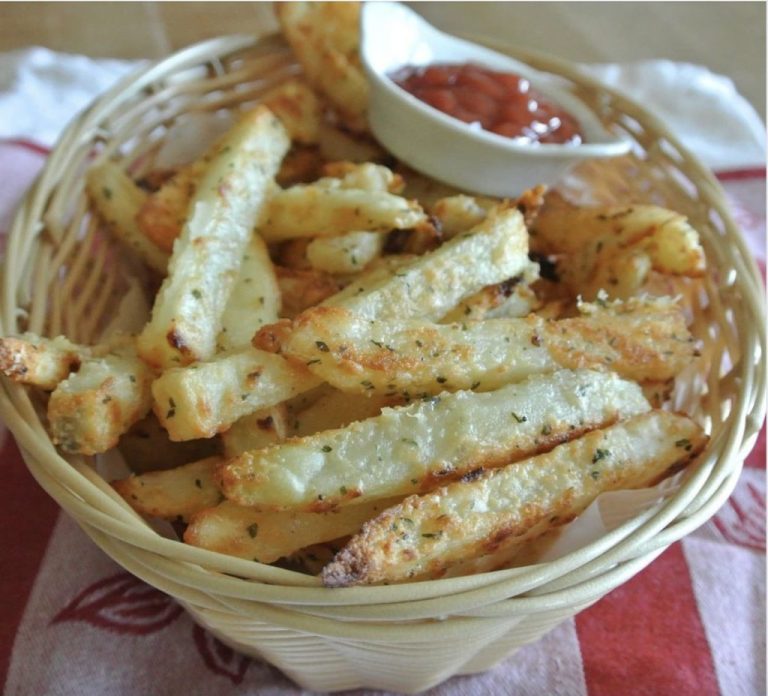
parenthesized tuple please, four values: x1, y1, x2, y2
(1, 33, 765, 617)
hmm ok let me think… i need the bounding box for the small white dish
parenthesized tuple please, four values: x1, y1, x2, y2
(360, 2, 632, 197)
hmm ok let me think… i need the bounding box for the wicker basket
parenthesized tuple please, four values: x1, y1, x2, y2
(1, 34, 764, 694)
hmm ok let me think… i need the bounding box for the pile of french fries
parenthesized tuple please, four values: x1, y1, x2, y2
(0, 3, 711, 586)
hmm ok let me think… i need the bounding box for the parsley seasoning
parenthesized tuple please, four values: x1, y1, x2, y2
(675, 438, 693, 451)
(315, 341, 330, 352)
(592, 448, 610, 463)
(511, 412, 527, 423)
(247, 523, 259, 538)
(191, 288, 203, 300)
(436, 376, 447, 384)
(541, 423, 552, 436)
(339, 486, 348, 495)
(194, 478, 202, 489)
(321, 445, 333, 452)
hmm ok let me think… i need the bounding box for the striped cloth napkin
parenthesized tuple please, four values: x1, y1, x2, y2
(0, 47, 764, 696)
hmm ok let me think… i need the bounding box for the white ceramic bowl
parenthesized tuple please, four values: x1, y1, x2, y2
(360, 2, 632, 196)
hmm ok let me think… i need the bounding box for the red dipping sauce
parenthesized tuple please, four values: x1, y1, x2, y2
(391, 63, 583, 145)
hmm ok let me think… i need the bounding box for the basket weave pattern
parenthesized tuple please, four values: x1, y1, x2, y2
(0, 35, 764, 693)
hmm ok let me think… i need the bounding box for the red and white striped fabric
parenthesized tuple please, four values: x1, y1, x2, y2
(0, 50, 765, 696)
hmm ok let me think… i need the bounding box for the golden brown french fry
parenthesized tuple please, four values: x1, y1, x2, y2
(260, 78, 323, 145)
(429, 184, 542, 239)
(137, 106, 290, 369)
(533, 203, 706, 300)
(317, 122, 386, 163)
(113, 456, 223, 520)
(258, 185, 426, 242)
(305, 231, 385, 274)
(275, 266, 342, 318)
(217, 369, 650, 511)
(135, 159, 206, 254)
(321, 410, 708, 586)
(217, 234, 281, 351)
(431, 194, 494, 239)
(221, 405, 289, 458)
(86, 162, 169, 274)
(151, 347, 320, 441)
(48, 343, 154, 455)
(291, 389, 396, 437)
(319, 254, 418, 306)
(440, 263, 541, 322)
(0, 334, 84, 389)
(266, 296, 696, 396)
(184, 497, 403, 563)
(321, 161, 405, 193)
(276, 1, 369, 132)
(322, 203, 531, 321)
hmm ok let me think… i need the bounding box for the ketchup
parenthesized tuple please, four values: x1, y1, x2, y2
(391, 63, 583, 145)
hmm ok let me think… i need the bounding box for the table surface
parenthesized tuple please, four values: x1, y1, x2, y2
(0, 1, 765, 121)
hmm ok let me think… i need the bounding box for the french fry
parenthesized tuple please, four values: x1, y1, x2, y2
(321, 410, 708, 586)
(440, 263, 541, 322)
(151, 347, 320, 441)
(184, 497, 403, 563)
(431, 194, 494, 239)
(221, 405, 289, 458)
(429, 184, 543, 239)
(276, 1, 369, 132)
(306, 231, 385, 274)
(291, 389, 396, 437)
(86, 162, 169, 274)
(217, 369, 651, 511)
(317, 122, 386, 163)
(320, 254, 417, 306)
(155, 247, 431, 442)
(137, 106, 290, 369)
(48, 343, 154, 455)
(266, 297, 696, 396)
(113, 456, 223, 520)
(258, 185, 427, 242)
(322, 203, 531, 321)
(260, 78, 323, 145)
(276, 146, 324, 187)
(321, 161, 405, 193)
(217, 234, 281, 351)
(275, 266, 342, 318)
(135, 159, 206, 254)
(0, 334, 85, 389)
(533, 203, 706, 300)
